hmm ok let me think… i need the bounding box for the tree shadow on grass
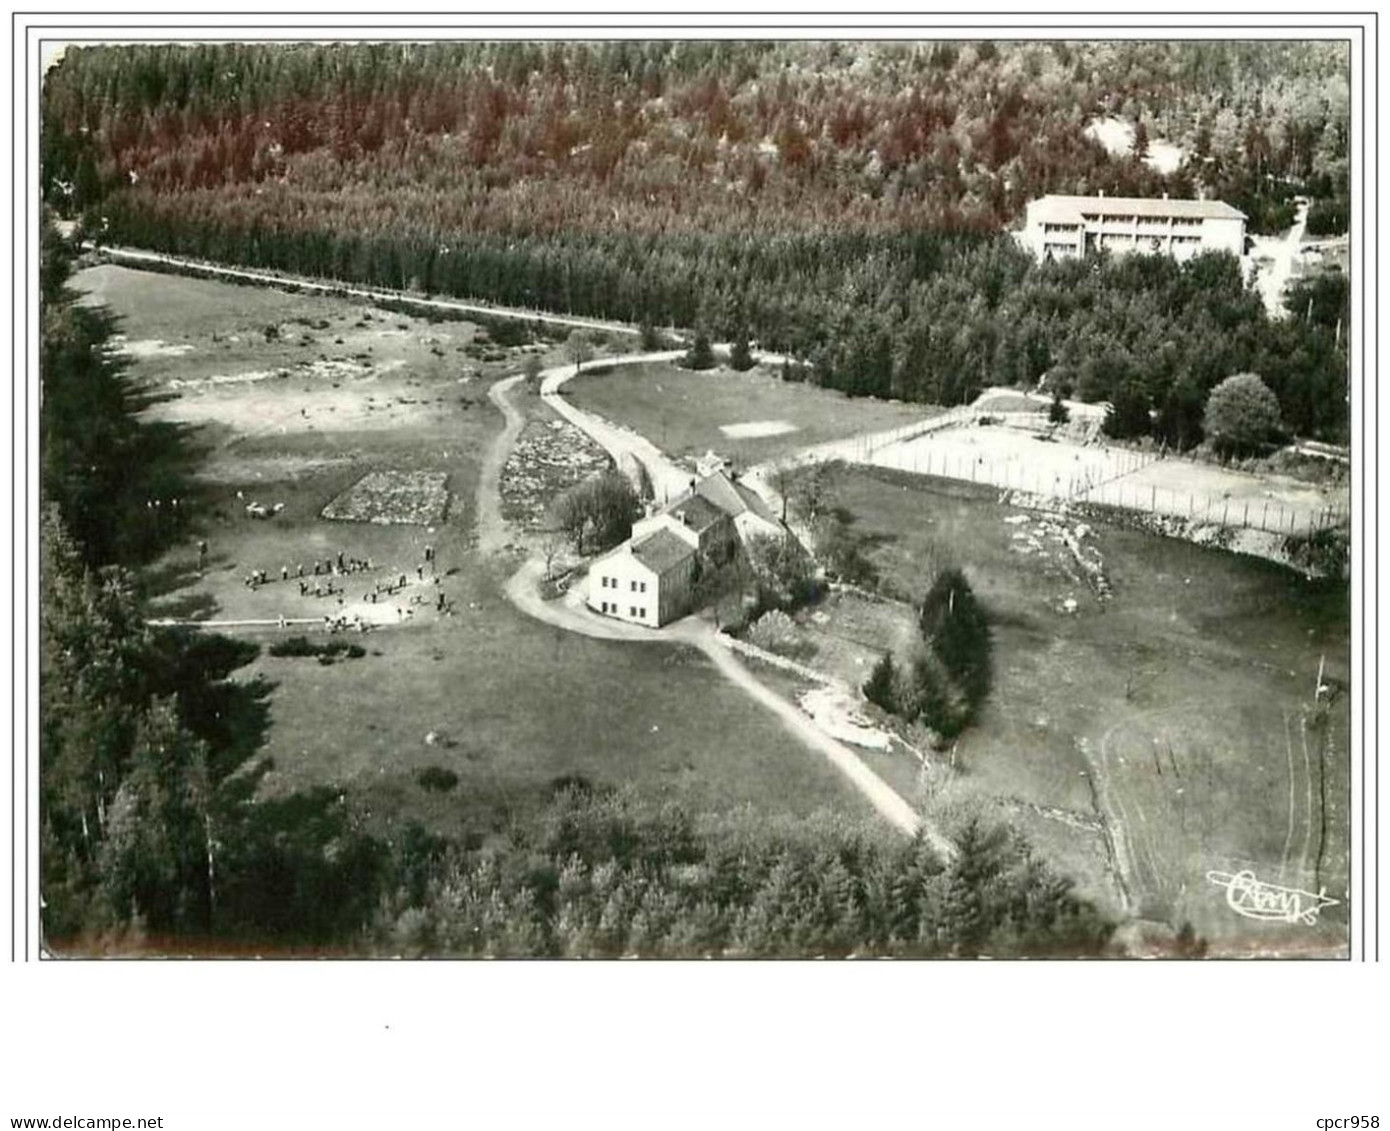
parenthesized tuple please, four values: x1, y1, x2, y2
(213, 764, 387, 948)
(148, 589, 221, 622)
(147, 628, 276, 780)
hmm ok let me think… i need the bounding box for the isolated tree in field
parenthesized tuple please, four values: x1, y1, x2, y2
(566, 329, 595, 374)
(682, 328, 716, 371)
(729, 327, 755, 372)
(522, 352, 544, 390)
(919, 568, 990, 703)
(1203, 372, 1284, 456)
(1048, 389, 1069, 425)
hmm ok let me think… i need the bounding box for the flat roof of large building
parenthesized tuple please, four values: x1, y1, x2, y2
(1028, 194, 1247, 223)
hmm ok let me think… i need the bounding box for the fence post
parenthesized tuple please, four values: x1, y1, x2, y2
(1151, 484, 1157, 511)
(1243, 502, 1249, 526)
(1262, 502, 1269, 530)
(1223, 500, 1229, 525)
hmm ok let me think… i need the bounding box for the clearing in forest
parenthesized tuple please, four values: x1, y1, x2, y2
(764, 463, 1350, 954)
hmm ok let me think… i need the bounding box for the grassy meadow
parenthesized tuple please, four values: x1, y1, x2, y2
(76, 264, 867, 850)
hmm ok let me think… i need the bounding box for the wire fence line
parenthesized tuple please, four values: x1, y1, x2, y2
(837, 427, 1348, 539)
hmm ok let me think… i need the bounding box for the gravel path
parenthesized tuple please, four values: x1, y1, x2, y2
(540, 353, 695, 503)
(490, 366, 948, 851)
(96, 245, 651, 337)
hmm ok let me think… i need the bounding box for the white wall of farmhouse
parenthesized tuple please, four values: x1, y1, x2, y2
(586, 545, 695, 628)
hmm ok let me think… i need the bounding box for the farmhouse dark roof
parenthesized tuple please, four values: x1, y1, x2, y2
(668, 493, 727, 533)
(630, 529, 696, 576)
(693, 471, 751, 517)
(732, 480, 778, 524)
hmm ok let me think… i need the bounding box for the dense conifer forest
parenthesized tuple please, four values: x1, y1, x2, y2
(43, 40, 1350, 443)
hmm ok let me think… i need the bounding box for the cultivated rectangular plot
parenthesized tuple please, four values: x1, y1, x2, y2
(322, 470, 450, 526)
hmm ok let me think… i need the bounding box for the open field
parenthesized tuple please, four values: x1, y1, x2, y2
(777, 464, 1350, 953)
(242, 561, 871, 841)
(76, 264, 866, 842)
(563, 360, 937, 467)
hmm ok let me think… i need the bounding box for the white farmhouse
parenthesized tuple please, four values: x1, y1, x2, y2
(585, 470, 785, 628)
(588, 527, 697, 629)
(1022, 193, 1246, 262)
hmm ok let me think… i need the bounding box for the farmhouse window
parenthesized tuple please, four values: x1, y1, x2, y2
(631, 580, 637, 592)
(630, 607, 637, 617)
(641, 608, 647, 618)
(640, 582, 647, 592)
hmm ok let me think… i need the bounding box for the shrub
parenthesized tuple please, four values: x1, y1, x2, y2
(415, 766, 459, 793)
(1305, 197, 1348, 237)
(729, 329, 755, 371)
(269, 636, 367, 660)
(680, 329, 716, 371)
(1284, 524, 1350, 579)
(745, 609, 815, 660)
(862, 652, 896, 711)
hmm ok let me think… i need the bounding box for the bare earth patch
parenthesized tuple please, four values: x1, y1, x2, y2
(323, 470, 450, 526)
(720, 419, 799, 439)
(113, 336, 195, 358)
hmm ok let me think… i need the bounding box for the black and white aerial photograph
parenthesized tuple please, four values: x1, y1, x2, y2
(31, 32, 1357, 963)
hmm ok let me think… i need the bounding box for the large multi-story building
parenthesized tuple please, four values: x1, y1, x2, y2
(1021, 193, 1247, 262)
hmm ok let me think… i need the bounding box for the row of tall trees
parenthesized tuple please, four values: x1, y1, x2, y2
(86, 194, 1351, 444)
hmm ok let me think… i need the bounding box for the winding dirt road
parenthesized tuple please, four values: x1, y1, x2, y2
(541, 352, 696, 503)
(485, 357, 947, 851)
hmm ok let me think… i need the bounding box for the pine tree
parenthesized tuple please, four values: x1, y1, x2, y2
(862, 652, 897, 712)
(919, 568, 991, 710)
(682, 328, 716, 371)
(729, 326, 755, 371)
